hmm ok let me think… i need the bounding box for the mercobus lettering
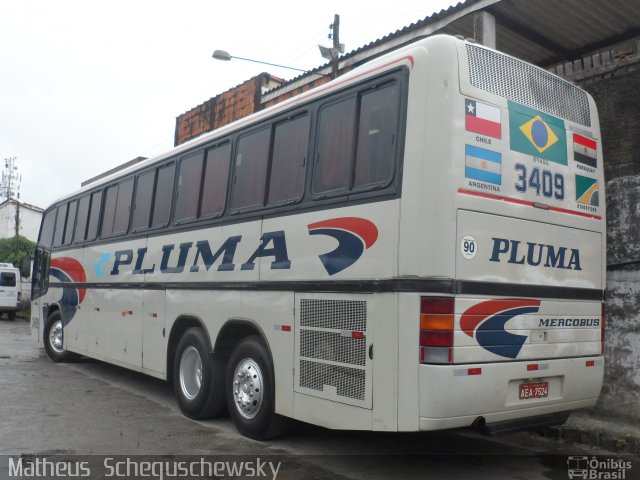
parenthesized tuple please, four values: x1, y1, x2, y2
(489, 237, 582, 271)
(538, 318, 600, 327)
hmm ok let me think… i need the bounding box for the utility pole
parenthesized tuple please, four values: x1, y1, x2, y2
(330, 14, 340, 79)
(1, 157, 22, 264)
(318, 14, 345, 79)
(1, 157, 21, 202)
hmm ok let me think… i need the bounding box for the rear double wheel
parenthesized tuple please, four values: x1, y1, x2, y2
(226, 336, 290, 440)
(173, 327, 225, 419)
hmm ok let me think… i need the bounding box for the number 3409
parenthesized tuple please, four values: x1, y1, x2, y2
(514, 164, 564, 200)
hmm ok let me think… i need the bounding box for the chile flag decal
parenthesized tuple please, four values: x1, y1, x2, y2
(307, 217, 378, 276)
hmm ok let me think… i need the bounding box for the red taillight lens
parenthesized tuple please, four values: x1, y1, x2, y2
(420, 330, 453, 347)
(420, 297, 454, 364)
(601, 302, 606, 355)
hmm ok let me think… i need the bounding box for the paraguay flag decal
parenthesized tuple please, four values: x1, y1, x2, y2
(307, 217, 378, 276)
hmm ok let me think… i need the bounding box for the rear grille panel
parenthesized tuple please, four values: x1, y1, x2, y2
(297, 298, 369, 406)
(466, 44, 591, 127)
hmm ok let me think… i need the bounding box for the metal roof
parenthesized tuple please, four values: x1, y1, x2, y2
(263, 0, 640, 102)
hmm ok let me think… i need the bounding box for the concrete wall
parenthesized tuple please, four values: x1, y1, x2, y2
(0, 201, 43, 243)
(559, 39, 640, 420)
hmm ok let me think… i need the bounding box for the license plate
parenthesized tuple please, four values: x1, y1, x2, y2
(519, 381, 548, 399)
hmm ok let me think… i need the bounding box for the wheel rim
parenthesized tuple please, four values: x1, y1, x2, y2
(179, 346, 203, 400)
(232, 357, 264, 419)
(49, 320, 64, 353)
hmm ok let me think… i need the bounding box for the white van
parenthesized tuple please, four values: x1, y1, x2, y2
(0, 263, 21, 321)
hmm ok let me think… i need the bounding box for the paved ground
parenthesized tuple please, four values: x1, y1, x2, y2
(0, 319, 637, 480)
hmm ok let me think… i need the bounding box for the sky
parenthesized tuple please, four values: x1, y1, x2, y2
(1, 0, 458, 209)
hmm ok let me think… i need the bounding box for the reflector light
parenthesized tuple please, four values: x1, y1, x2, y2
(586, 360, 595, 367)
(468, 368, 482, 376)
(527, 364, 539, 371)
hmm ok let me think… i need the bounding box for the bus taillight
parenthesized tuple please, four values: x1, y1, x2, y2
(601, 302, 606, 355)
(420, 297, 454, 364)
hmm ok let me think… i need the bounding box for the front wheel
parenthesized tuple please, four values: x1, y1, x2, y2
(43, 311, 77, 362)
(173, 327, 225, 419)
(226, 336, 290, 440)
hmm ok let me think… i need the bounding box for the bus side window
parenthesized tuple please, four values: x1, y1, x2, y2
(39, 209, 57, 248)
(131, 169, 155, 231)
(86, 190, 102, 241)
(354, 83, 399, 188)
(267, 115, 309, 205)
(175, 152, 204, 223)
(231, 128, 270, 210)
(101, 178, 134, 237)
(52, 203, 68, 247)
(62, 200, 77, 246)
(151, 163, 175, 228)
(112, 178, 134, 235)
(200, 143, 230, 218)
(74, 195, 90, 243)
(101, 185, 119, 237)
(313, 98, 356, 194)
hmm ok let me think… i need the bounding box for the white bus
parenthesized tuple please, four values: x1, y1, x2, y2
(31, 35, 605, 440)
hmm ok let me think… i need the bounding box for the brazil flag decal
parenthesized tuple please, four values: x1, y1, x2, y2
(509, 101, 567, 165)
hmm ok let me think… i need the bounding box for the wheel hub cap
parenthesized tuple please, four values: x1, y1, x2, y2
(232, 358, 263, 419)
(179, 346, 203, 400)
(49, 320, 64, 353)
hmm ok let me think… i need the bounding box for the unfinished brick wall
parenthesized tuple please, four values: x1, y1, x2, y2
(174, 74, 282, 146)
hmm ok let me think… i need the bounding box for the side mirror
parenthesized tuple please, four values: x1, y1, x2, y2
(20, 255, 31, 279)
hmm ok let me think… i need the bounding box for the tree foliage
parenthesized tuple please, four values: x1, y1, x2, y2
(0, 235, 36, 266)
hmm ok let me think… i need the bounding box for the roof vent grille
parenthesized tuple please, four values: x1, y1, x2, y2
(466, 44, 591, 127)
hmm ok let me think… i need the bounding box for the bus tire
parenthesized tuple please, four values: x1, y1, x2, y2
(44, 311, 77, 362)
(7, 311, 16, 321)
(226, 335, 291, 440)
(173, 327, 225, 419)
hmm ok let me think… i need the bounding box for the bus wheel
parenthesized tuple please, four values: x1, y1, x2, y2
(7, 311, 16, 321)
(226, 336, 291, 440)
(44, 311, 76, 362)
(173, 327, 225, 419)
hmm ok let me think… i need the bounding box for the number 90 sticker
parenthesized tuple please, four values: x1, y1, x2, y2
(461, 235, 477, 260)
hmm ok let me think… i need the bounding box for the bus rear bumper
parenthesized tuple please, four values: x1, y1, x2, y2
(418, 356, 603, 432)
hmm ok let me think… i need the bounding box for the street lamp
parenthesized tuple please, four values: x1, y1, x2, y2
(212, 50, 330, 77)
(212, 50, 309, 73)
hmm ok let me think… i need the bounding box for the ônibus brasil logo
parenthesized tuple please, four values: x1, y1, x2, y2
(49, 257, 87, 325)
(460, 299, 541, 359)
(307, 217, 379, 276)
